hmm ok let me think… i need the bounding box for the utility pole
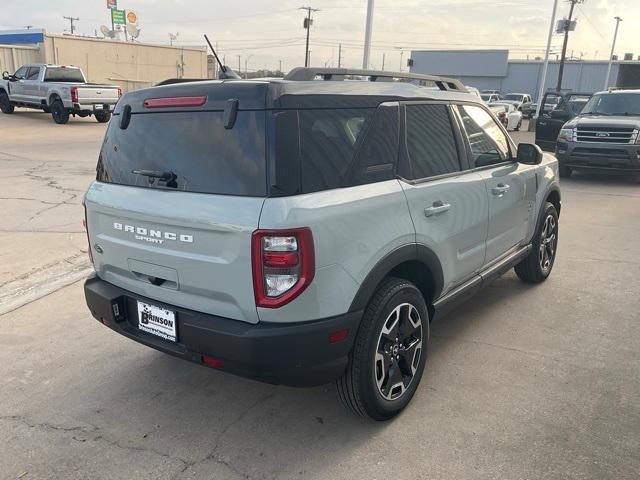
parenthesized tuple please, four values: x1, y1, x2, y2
(604, 16, 623, 89)
(63, 16, 79, 35)
(338, 43, 342, 68)
(381, 53, 385, 71)
(535, 0, 559, 117)
(363, 0, 374, 69)
(556, 0, 585, 92)
(279, 59, 283, 73)
(300, 6, 319, 67)
(237, 55, 242, 78)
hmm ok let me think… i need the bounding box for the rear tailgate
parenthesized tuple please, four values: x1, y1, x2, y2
(77, 86, 120, 105)
(86, 81, 269, 324)
(85, 185, 264, 323)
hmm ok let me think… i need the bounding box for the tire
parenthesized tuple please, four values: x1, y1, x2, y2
(515, 202, 559, 283)
(0, 91, 14, 114)
(559, 164, 572, 178)
(51, 100, 69, 124)
(42, 106, 51, 114)
(515, 119, 522, 131)
(95, 111, 111, 123)
(336, 278, 429, 421)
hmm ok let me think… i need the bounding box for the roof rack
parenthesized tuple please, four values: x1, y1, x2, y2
(284, 67, 468, 93)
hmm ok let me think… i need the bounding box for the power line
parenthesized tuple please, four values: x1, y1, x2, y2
(63, 16, 79, 35)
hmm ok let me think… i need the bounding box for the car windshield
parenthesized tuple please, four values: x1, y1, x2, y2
(503, 94, 525, 101)
(481, 94, 491, 101)
(581, 93, 640, 116)
(43, 67, 85, 83)
(567, 96, 591, 114)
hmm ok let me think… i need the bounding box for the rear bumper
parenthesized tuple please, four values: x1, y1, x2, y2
(84, 275, 361, 387)
(73, 103, 116, 112)
(556, 141, 640, 174)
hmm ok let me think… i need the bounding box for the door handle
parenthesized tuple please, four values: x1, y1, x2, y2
(492, 184, 510, 196)
(424, 201, 451, 217)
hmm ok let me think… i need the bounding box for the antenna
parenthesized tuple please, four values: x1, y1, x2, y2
(203, 34, 241, 80)
(100, 25, 117, 39)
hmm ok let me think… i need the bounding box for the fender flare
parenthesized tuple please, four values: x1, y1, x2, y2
(348, 244, 444, 313)
(531, 183, 561, 242)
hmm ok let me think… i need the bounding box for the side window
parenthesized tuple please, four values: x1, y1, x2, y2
(457, 104, 511, 168)
(299, 108, 373, 193)
(14, 66, 27, 79)
(26, 67, 40, 80)
(401, 104, 460, 180)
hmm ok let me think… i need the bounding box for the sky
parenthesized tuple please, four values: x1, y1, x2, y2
(1, 0, 638, 73)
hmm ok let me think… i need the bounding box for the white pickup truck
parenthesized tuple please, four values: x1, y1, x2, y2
(0, 64, 121, 124)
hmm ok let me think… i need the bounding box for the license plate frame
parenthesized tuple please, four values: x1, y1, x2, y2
(136, 301, 177, 342)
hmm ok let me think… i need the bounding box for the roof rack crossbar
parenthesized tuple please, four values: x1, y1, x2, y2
(284, 67, 468, 93)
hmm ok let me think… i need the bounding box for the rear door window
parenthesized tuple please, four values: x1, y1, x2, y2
(97, 111, 267, 196)
(401, 104, 461, 180)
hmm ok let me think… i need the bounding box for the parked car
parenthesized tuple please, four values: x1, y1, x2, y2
(0, 64, 121, 124)
(83, 67, 561, 420)
(481, 89, 501, 95)
(554, 89, 640, 177)
(501, 93, 533, 113)
(489, 102, 523, 131)
(535, 92, 593, 152)
(521, 102, 537, 119)
(481, 93, 501, 103)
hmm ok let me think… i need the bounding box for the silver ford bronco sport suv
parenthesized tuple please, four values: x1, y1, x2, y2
(83, 67, 561, 420)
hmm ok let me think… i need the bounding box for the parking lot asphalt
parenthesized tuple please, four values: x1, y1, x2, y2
(1, 113, 639, 479)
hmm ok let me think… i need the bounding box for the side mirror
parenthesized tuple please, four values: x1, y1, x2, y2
(551, 109, 569, 120)
(517, 143, 543, 165)
(1, 71, 8, 80)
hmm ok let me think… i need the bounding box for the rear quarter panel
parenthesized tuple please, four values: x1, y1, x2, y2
(257, 180, 415, 323)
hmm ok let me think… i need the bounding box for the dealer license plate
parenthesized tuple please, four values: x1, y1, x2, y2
(137, 301, 177, 342)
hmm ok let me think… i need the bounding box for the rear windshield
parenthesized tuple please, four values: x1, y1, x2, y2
(44, 67, 85, 83)
(97, 111, 267, 196)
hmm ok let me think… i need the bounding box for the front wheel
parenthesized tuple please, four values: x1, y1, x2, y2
(95, 111, 111, 123)
(515, 202, 559, 283)
(336, 278, 429, 421)
(51, 100, 69, 124)
(0, 91, 14, 114)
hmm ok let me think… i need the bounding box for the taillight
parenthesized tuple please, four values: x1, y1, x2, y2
(143, 96, 207, 109)
(252, 228, 315, 308)
(70, 86, 78, 104)
(82, 201, 93, 265)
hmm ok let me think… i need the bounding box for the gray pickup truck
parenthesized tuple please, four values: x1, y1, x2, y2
(0, 64, 121, 124)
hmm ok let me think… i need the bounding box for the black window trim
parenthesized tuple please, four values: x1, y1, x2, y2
(25, 66, 40, 81)
(397, 100, 467, 186)
(451, 100, 518, 173)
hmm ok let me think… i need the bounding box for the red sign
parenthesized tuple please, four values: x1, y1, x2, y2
(107, 0, 118, 9)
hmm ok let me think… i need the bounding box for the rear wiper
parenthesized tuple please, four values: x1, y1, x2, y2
(132, 170, 175, 181)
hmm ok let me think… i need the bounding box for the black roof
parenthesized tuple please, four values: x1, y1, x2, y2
(116, 78, 480, 114)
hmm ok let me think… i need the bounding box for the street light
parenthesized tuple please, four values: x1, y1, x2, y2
(535, 0, 560, 118)
(245, 55, 253, 78)
(363, 0, 374, 69)
(604, 16, 623, 89)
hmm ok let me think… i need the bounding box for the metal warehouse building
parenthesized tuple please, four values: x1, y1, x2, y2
(409, 49, 640, 99)
(0, 29, 209, 92)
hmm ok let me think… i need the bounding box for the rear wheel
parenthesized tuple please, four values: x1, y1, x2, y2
(51, 100, 69, 124)
(515, 202, 559, 283)
(515, 119, 522, 131)
(336, 278, 428, 421)
(559, 164, 572, 178)
(95, 111, 111, 123)
(0, 91, 14, 114)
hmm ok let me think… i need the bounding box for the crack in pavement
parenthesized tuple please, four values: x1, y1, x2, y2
(0, 414, 192, 474)
(171, 390, 277, 480)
